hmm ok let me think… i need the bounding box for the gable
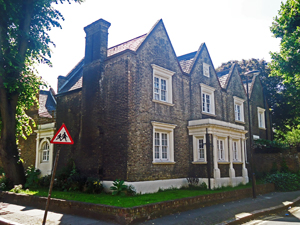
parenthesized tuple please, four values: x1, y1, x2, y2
(224, 65, 247, 99)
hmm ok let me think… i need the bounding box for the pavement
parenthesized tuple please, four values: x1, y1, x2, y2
(0, 191, 299, 225)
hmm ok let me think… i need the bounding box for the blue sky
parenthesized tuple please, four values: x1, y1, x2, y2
(37, 0, 285, 92)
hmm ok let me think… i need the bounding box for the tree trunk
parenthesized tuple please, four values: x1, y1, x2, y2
(0, 86, 25, 186)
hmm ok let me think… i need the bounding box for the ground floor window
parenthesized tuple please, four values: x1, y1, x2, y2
(152, 121, 176, 163)
(217, 139, 225, 161)
(41, 141, 50, 162)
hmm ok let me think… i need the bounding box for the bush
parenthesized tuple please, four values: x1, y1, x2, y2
(0, 173, 10, 191)
(83, 177, 103, 194)
(25, 166, 40, 189)
(110, 179, 127, 196)
(254, 139, 289, 153)
(10, 184, 23, 193)
(265, 172, 300, 191)
(39, 175, 52, 188)
(126, 185, 136, 196)
(55, 161, 86, 191)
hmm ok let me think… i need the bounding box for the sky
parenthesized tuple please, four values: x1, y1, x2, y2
(37, 0, 285, 92)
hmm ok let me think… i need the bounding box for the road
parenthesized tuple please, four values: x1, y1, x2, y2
(244, 204, 300, 225)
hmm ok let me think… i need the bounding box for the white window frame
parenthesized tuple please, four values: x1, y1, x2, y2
(203, 62, 210, 77)
(152, 121, 176, 164)
(192, 136, 207, 163)
(233, 96, 245, 122)
(232, 139, 241, 162)
(40, 140, 50, 163)
(217, 137, 228, 162)
(152, 64, 175, 106)
(257, 107, 266, 129)
(200, 83, 215, 115)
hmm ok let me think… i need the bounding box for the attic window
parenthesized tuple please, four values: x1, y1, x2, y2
(203, 63, 210, 77)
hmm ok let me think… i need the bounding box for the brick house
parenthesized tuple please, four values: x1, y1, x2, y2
(31, 18, 272, 193)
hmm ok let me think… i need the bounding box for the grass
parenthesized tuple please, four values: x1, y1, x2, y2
(12, 182, 254, 208)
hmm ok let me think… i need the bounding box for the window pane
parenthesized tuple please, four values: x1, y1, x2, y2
(161, 79, 166, 91)
(199, 139, 204, 159)
(155, 146, 160, 159)
(161, 90, 166, 101)
(155, 133, 160, 145)
(202, 94, 206, 111)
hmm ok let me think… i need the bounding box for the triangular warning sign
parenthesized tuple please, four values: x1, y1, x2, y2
(50, 123, 74, 145)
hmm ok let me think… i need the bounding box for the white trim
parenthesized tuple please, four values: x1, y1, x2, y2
(34, 122, 56, 177)
(151, 64, 175, 105)
(233, 96, 245, 122)
(151, 121, 176, 163)
(200, 83, 215, 115)
(203, 62, 210, 77)
(188, 118, 245, 131)
(257, 107, 266, 129)
(192, 135, 207, 163)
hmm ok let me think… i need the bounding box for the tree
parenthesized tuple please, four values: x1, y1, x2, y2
(0, 0, 83, 186)
(270, 0, 300, 131)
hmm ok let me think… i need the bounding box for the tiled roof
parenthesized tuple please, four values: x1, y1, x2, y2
(58, 34, 148, 94)
(178, 51, 197, 73)
(107, 34, 147, 57)
(38, 90, 56, 118)
(218, 74, 229, 88)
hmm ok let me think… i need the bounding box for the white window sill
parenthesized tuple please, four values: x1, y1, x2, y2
(235, 120, 245, 124)
(192, 161, 207, 164)
(259, 127, 266, 130)
(218, 161, 230, 164)
(202, 112, 216, 117)
(152, 99, 174, 107)
(233, 161, 243, 164)
(41, 162, 49, 164)
(152, 161, 176, 165)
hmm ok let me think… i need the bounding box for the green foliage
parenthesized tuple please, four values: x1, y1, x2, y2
(83, 177, 103, 194)
(55, 161, 87, 192)
(280, 159, 289, 173)
(125, 185, 136, 196)
(270, 162, 278, 174)
(0, 173, 10, 191)
(10, 184, 23, 193)
(0, 0, 83, 186)
(254, 139, 289, 153)
(269, 0, 300, 131)
(25, 166, 40, 189)
(265, 173, 300, 191)
(39, 175, 51, 188)
(110, 179, 128, 196)
(275, 125, 300, 147)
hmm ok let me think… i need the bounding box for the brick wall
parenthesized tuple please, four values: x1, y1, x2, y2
(254, 149, 300, 174)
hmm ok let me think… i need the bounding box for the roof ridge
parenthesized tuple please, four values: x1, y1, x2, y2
(108, 34, 147, 50)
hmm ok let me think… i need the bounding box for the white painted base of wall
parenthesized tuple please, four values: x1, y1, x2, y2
(102, 177, 248, 194)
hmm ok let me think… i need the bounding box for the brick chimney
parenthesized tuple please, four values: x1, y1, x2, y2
(80, 18, 110, 176)
(83, 19, 111, 64)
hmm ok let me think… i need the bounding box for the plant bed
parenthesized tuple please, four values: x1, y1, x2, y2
(0, 183, 275, 224)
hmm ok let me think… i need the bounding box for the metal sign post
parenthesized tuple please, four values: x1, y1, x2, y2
(42, 123, 74, 225)
(42, 149, 60, 225)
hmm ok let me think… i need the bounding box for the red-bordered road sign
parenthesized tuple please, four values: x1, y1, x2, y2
(50, 123, 74, 144)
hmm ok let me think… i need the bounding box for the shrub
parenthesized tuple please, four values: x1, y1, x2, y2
(186, 177, 199, 186)
(0, 173, 10, 191)
(265, 173, 300, 191)
(25, 166, 40, 189)
(11, 184, 23, 193)
(110, 179, 128, 196)
(84, 177, 103, 194)
(254, 139, 289, 153)
(280, 159, 289, 173)
(55, 161, 86, 191)
(126, 185, 136, 196)
(39, 175, 52, 188)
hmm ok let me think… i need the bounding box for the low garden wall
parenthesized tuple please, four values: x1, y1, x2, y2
(0, 183, 275, 225)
